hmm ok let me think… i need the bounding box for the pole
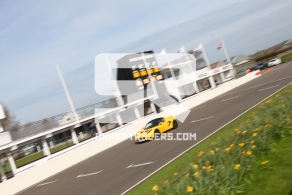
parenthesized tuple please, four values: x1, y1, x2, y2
(141, 52, 158, 97)
(221, 39, 236, 79)
(141, 52, 158, 113)
(104, 56, 125, 107)
(163, 49, 176, 79)
(201, 43, 211, 70)
(163, 49, 182, 101)
(56, 65, 79, 122)
(200, 43, 216, 88)
(182, 46, 200, 93)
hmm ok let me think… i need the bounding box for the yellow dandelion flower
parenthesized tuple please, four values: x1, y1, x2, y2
(242, 130, 247, 135)
(236, 131, 241, 134)
(225, 147, 231, 152)
(252, 133, 257, 137)
(207, 166, 213, 171)
(230, 144, 234, 148)
(254, 128, 259, 131)
(193, 172, 199, 177)
(246, 151, 252, 156)
(152, 185, 159, 191)
(193, 164, 198, 169)
(202, 166, 207, 170)
(239, 143, 245, 147)
(234, 164, 240, 169)
(198, 151, 204, 157)
(210, 150, 215, 155)
(174, 172, 178, 176)
(215, 148, 219, 151)
(261, 160, 269, 165)
(187, 186, 194, 192)
(185, 173, 190, 178)
(164, 180, 169, 183)
(251, 145, 256, 149)
(250, 140, 255, 144)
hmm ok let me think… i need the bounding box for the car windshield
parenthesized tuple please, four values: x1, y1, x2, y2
(144, 118, 163, 129)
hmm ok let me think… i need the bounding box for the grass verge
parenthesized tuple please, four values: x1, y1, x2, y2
(242, 136, 292, 195)
(15, 152, 44, 168)
(50, 142, 74, 154)
(128, 83, 292, 195)
(281, 52, 292, 62)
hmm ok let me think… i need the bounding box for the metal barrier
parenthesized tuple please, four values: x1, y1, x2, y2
(8, 97, 119, 142)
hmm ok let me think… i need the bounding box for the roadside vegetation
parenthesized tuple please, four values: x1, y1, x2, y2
(15, 152, 44, 168)
(281, 52, 292, 63)
(128, 83, 292, 195)
(50, 142, 74, 154)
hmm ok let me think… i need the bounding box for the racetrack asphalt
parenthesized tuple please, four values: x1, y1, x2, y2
(17, 62, 292, 195)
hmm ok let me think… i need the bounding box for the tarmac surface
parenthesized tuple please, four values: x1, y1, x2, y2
(17, 62, 292, 195)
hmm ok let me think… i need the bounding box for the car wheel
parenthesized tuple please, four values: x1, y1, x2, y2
(154, 129, 161, 140)
(173, 120, 178, 129)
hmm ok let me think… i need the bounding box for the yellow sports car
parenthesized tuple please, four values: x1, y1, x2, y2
(135, 116, 178, 142)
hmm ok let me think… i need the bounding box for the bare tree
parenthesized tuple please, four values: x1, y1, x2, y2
(0, 103, 20, 132)
(0, 103, 21, 140)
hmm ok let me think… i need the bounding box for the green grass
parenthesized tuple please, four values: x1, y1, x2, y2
(1, 152, 44, 173)
(127, 100, 259, 195)
(15, 152, 44, 168)
(2, 163, 11, 174)
(50, 142, 74, 154)
(242, 136, 292, 195)
(281, 52, 292, 62)
(79, 136, 92, 142)
(1, 142, 74, 174)
(128, 83, 292, 195)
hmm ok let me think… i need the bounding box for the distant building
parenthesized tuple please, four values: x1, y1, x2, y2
(210, 61, 227, 69)
(221, 54, 250, 67)
(229, 54, 250, 65)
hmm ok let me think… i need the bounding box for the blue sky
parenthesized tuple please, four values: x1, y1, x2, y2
(0, 0, 292, 124)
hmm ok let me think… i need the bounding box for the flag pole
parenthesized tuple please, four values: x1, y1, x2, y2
(221, 39, 236, 79)
(199, 44, 216, 89)
(221, 39, 231, 64)
(182, 45, 200, 93)
(163, 48, 182, 102)
(56, 65, 80, 125)
(163, 49, 176, 79)
(201, 43, 211, 70)
(182, 45, 195, 73)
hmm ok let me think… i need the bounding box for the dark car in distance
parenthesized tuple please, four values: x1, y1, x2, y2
(257, 61, 268, 70)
